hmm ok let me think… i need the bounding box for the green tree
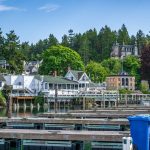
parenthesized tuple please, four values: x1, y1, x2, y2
(61, 34, 70, 47)
(123, 55, 141, 87)
(21, 42, 30, 61)
(98, 26, 116, 61)
(136, 30, 146, 54)
(0, 90, 6, 106)
(140, 81, 149, 93)
(39, 45, 84, 75)
(118, 24, 130, 44)
(78, 35, 90, 65)
(4, 30, 25, 73)
(86, 61, 108, 83)
(101, 58, 121, 75)
(47, 34, 58, 47)
(0, 28, 5, 59)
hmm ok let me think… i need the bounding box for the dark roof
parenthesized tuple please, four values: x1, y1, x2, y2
(119, 71, 129, 76)
(35, 75, 78, 84)
(0, 75, 5, 81)
(69, 70, 84, 80)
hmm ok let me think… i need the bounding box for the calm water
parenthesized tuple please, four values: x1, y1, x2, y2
(0, 107, 44, 117)
(0, 105, 80, 117)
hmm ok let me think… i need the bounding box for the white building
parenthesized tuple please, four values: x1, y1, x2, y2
(1, 70, 91, 97)
(4, 75, 40, 96)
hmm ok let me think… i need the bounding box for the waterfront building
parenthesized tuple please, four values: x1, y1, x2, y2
(106, 72, 135, 91)
(2, 70, 91, 96)
(111, 42, 139, 58)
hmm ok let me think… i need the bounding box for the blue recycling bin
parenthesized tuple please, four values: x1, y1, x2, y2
(128, 115, 150, 150)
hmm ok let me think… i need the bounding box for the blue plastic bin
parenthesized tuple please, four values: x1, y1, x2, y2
(128, 115, 150, 150)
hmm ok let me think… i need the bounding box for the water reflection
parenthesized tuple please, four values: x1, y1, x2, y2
(0, 104, 75, 117)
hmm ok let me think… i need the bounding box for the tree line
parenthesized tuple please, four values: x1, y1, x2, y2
(0, 24, 150, 87)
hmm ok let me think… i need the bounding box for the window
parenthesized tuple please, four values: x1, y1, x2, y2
(126, 78, 129, 86)
(45, 83, 48, 89)
(71, 76, 74, 80)
(122, 78, 125, 86)
(0, 81, 2, 87)
(18, 82, 22, 86)
(82, 75, 86, 81)
(49, 84, 53, 89)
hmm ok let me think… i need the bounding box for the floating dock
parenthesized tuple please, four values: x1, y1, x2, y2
(0, 129, 129, 142)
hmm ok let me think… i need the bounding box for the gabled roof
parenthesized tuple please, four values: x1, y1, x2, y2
(69, 70, 84, 80)
(0, 75, 5, 82)
(34, 75, 78, 84)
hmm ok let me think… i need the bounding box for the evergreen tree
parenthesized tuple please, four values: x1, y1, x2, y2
(4, 30, 24, 73)
(0, 28, 5, 59)
(136, 30, 146, 54)
(61, 34, 70, 47)
(98, 26, 116, 61)
(118, 24, 130, 44)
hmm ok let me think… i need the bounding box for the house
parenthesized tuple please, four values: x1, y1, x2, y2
(4, 75, 40, 96)
(35, 70, 91, 96)
(0, 59, 9, 69)
(106, 72, 135, 91)
(24, 61, 42, 75)
(111, 42, 138, 58)
(0, 75, 6, 90)
(65, 70, 91, 90)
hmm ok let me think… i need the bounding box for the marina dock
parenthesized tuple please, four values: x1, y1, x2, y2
(0, 129, 129, 142)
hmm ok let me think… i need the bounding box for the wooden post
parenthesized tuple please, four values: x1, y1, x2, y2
(54, 84, 58, 113)
(64, 101, 65, 112)
(125, 94, 128, 106)
(83, 97, 86, 110)
(7, 96, 12, 118)
(104, 100, 105, 108)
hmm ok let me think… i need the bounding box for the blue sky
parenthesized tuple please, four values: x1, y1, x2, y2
(0, 0, 150, 43)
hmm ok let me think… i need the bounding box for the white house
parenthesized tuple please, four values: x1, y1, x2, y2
(65, 70, 91, 90)
(4, 75, 40, 96)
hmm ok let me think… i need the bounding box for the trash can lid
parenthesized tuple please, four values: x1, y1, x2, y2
(128, 114, 150, 122)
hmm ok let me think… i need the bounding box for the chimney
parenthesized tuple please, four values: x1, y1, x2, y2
(53, 70, 57, 77)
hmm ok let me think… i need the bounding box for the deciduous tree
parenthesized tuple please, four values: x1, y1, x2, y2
(39, 45, 84, 75)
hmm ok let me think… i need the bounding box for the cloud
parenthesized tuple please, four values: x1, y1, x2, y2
(0, 4, 26, 12)
(38, 4, 60, 13)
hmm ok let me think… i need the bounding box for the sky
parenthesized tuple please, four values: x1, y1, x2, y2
(0, 0, 150, 43)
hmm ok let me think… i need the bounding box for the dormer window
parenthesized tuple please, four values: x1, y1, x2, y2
(71, 77, 74, 80)
(82, 75, 86, 81)
(0, 81, 2, 87)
